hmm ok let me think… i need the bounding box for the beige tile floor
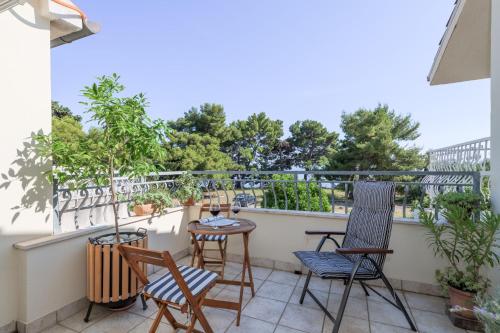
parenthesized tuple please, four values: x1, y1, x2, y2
(42, 257, 478, 333)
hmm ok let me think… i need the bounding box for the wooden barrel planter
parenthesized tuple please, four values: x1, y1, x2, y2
(84, 228, 148, 322)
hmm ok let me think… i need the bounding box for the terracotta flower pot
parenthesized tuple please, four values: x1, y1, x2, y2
(133, 203, 154, 216)
(183, 197, 195, 206)
(448, 286, 476, 319)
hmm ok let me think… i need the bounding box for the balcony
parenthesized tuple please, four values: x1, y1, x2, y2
(11, 170, 489, 333)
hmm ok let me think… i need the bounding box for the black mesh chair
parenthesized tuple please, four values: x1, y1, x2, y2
(294, 181, 416, 333)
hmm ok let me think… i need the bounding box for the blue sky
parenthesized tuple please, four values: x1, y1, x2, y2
(51, 0, 490, 151)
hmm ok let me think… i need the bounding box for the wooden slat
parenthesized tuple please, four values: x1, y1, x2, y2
(143, 237, 148, 279)
(130, 240, 137, 295)
(87, 243, 94, 301)
(94, 245, 102, 303)
(137, 239, 144, 288)
(111, 244, 120, 302)
(102, 245, 111, 303)
(121, 247, 129, 300)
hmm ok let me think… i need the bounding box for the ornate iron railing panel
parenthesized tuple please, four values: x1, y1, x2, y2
(53, 170, 481, 233)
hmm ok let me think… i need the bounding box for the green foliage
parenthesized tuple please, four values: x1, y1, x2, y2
(164, 131, 239, 171)
(51, 116, 85, 164)
(37, 74, 169, 240)
(173, 173, 203, 202)
(263, 174, 331, 212)
(130, 189, 175, 214)
(420, 208, 500, 294)
(226, 112, 284, 170)
(474, 290, 500, 333)
(288, 120, 338, 170)
(51, 100, 82, 122)
(332, 104, 426, 171)
(434, 191, 485, 214)
(168, 103, 226, 141)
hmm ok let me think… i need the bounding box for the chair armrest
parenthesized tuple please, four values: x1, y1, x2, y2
(305, 231, 346, 235)
(336, 248, 394, 255)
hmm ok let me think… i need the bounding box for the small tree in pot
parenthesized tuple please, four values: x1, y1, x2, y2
(420, 207, 500, 321)
(37, 73, 169, 240)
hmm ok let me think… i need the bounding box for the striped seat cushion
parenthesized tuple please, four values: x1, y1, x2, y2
(195, 234, 227, 242)
(294, 251, 377, 279)
(144, 266, 218, 304)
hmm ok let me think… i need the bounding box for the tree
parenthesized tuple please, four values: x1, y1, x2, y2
(51, 100, 82, 122)
(288, 120, 338, 170)
(225, 112, 283, 170)
(331, 104, 425, 171)
(168, 103, 227, 141)
(51, 116, 86, 165)
(164, 131, 238, 171)
(37, 74, 169, 241)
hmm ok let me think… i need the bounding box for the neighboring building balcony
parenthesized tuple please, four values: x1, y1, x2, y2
(11, 170, 492, 333)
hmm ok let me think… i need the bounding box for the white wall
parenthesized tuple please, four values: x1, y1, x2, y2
(490, 0, 500, 287)
(15, 210, 190, 325)
(0, 0, 52, 329)
(491, 0, 500, 212)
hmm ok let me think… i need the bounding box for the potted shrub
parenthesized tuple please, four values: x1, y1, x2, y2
(35, 74, 169, 317)
(420, 207, 500, 321)
(434, 191, 484, 216)
(131, 189, 175, 216)
(174, 173, 202, 205)
(474, 290, 500, 333)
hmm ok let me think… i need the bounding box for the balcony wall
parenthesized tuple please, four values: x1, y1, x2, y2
(12, 203, 467, 332)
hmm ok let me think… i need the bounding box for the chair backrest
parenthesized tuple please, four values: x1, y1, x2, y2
(118, 245, 195, 301)
(198, 203, 231, 219)
(341, 181, 395, 272)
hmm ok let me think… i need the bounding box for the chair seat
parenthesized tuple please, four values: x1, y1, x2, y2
(195, 234, 227, 242)
(144, 265, 218, 305)
(294, 251, 377, 279)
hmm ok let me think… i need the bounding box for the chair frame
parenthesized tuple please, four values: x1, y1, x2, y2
(299, 231, 417, 332)
(190, 203, 230, 276)
(118, 245, 216, 333)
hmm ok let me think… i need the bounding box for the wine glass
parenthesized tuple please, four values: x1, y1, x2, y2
(232, 200, 241, 221)
(209, 202, 221, 217)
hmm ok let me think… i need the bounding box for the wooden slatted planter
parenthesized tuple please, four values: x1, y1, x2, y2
(85, 229, 148, 322)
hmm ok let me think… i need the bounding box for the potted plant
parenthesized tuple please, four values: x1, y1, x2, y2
(420, 207, 500, 321)
(35, 74, 169, 317)
(474, 290, 500, 333)
(131, 189, 175, 216)
(174, 172, 202, 205)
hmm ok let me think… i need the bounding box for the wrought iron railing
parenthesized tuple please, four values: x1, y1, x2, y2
(53, 170, 482, 233)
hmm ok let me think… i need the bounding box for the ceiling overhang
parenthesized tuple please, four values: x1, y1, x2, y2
(428, 0, 491, 85)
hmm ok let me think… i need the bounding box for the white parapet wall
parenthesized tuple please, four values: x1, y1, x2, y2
(14, 209, 190, 331)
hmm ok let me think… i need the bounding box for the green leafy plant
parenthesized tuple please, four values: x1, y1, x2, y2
(263, 174, 331, 212)
(434, 191, 484, 215)
(36, 74, 169, 241)
(474, 290, 500, 333)
(174, 173, 202, 203)
(130, 189, 175, 214)
(420, 207, 500, 294)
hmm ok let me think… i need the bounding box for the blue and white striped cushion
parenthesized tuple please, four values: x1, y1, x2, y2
(195, 234, 227, 242)
(144, 265, 218, 304)
(294, 251, 376, 278)
(342, 181, 395, 272)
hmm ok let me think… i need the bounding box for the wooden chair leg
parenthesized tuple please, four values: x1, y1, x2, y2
(191, 245, 198, 267)
(191, 305, 213, 333)
(150, 303, 166, 333)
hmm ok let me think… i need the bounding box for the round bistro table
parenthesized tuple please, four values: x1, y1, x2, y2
(188, 218, 256, 326)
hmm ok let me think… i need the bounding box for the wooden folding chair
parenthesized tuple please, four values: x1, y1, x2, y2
(118, 245, 218, 333)
(190, 203, 230, 277)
